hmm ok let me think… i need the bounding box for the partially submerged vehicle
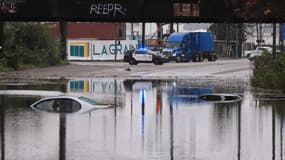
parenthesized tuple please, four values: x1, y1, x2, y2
(0, 90, 64, 97)
(31, 95, 113, 114)
(199, 94, 242, 103)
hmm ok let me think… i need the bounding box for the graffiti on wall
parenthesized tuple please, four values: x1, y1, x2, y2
(67, 40, 137, 60)
(93, 43, 135, 55)
(0, 0, 19, 13)
(90, 3, 127, 17)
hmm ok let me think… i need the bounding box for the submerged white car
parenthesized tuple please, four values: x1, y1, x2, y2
(31, 95, 113, 114)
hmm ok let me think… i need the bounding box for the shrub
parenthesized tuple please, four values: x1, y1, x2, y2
(251, 52, 285, 90)
(0, 22, 62, 70)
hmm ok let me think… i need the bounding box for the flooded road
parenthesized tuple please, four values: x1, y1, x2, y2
(0, 78, 284, 160)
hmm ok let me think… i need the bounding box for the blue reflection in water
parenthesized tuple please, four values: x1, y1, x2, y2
(140, 88, 145, 137)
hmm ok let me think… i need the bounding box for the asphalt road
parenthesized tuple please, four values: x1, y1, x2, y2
(0, 58, 252, 80)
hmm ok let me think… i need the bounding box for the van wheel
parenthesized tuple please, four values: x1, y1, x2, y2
(192, 55, 197, 62)
(198, 56, 203, 62)
(208, 55, 217, 62)
(213, 55, 217, 61)
(208, 56, 212, 61)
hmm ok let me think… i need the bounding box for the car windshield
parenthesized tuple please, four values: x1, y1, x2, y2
(166, 41, 181, 48)
(78, 96, 97, 105)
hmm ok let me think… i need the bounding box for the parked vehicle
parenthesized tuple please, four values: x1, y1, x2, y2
(123, 49, 166, 65)
(245, 46, 272, 60)
(161, 32, 217, 62)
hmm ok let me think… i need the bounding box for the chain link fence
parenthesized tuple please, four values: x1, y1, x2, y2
(214, 40, 239, 58)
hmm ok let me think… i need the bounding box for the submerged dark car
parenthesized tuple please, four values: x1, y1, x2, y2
(123, 49, 166, 65)
(199, 94, 242, 103)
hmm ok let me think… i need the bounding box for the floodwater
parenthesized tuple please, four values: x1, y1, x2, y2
(0, 78, 284, 160)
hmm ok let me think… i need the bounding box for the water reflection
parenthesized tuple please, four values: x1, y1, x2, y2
(68, 79, 122, 106)
(1, 78, 285, 160)
(261, 101, 285, 160)
(1, 96, 4, 160)
(59, 114, 66, 160)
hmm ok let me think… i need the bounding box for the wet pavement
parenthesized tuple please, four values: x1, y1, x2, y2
(0, 78, 285, 160)
(0, 59, 251, 79)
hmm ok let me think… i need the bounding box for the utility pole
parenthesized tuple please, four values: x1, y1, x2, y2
(169, 23, 174, 33)
(176, 23, 179, 32)
(273, 23, 276, 59)
(142, 23, 145, 48)
(139, 0, 145, 48)
(279, 23, 283, 52)
(156, 23, 162, 47)
(238, 24, 243, 58)
(60, 21, 67, 60)
(259, 24, 263, 45)
(115, 23, 118, 61)
(226, 23, 229, 56)
(256, 24, 259, 46)
(0, 22, 3, 52)
(131, 23, 134, 40)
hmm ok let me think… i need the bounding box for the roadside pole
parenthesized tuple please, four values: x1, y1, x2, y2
(273, 23, 276, 60)
(280, 23, 284, 52)
(139, 0, 145, 48)
(60, 21, 67, 60)
(170, 23, 174, 33)
(279, 23, 284, 52)
(131, 23, 134, 40)
(115, 39, 117, 61)
(0, 22, 3, 53)
(238, 24, 243, 58)
(115, 23, 117, 62)
(142, 23, 145, 48)
(176, 23, 179, 32)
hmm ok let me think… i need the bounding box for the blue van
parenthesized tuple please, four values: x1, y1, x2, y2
(162, 32, 217, 62)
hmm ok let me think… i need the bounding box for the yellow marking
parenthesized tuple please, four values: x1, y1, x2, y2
(84, 80, 89, 92)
